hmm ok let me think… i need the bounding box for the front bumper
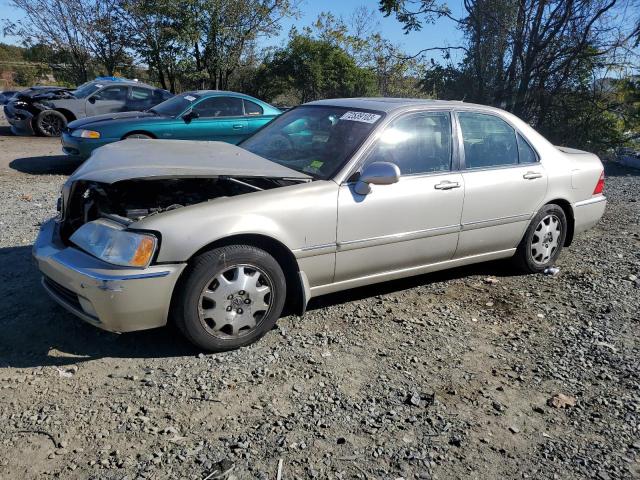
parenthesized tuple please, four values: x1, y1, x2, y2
(33, 218, 186, 333)
(4, 104, 35, 135)
(61, 131, 115, 158)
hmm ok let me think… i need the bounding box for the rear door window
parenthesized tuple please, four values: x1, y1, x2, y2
(130, 87, 152, 101)
(458, 112, 518, 168)
(517, 133, 538, 163)
(244, 99, 264, 116)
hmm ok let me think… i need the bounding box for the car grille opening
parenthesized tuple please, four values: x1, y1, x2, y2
(43, 276, 82, 311)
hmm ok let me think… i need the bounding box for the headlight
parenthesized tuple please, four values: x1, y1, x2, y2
(70, 219, 157, 268)
(71, 129, 101, 139)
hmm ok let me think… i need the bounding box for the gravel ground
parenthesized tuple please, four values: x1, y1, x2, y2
(0, 120, 638, 480)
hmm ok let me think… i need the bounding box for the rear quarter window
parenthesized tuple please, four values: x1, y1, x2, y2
(244, 99, 264, 116)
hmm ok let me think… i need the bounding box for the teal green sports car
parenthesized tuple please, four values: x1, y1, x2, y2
(61, 91, 281, 158)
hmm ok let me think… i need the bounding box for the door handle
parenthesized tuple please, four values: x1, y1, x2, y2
(523, 171, 543, 180)
(434, 181, 461, 190)
(232, 124, 244, 130)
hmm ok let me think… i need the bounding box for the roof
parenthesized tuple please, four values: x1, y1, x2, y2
(305, 97, 496, 113)
(90, 78, 154, 88)
(188, 90, 267, 99)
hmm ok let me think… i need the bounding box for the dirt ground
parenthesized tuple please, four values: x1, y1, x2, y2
(0, 117, 638, 480)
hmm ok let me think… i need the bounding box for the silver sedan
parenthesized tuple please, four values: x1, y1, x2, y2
(33, 98, 607, 351)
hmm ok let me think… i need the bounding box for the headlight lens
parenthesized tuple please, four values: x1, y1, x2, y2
(71, 129, 101, 139)
(70, 219, 157, 268)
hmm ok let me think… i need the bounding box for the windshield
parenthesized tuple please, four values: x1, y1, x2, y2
(150, 93, 201, 116)
(72, 81, 102, 98)
(240, 106, 384, 179)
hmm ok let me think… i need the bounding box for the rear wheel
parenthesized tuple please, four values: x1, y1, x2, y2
(514, 204, 567, 273)
(173, 245, 286, 352)
(35, 110, 67, 137)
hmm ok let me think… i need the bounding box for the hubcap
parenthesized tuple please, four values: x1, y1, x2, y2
(197, 264, 273, 339)
(530, 214, 562, 265)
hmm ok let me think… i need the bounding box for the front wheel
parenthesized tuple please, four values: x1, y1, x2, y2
(35, 110, 67, 137)
(514, 204, 567, 273)
(124, 133, 153, 140)
(173, 245, 286, 352)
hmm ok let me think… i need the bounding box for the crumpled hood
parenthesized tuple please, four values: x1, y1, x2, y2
(69, 139, 311, 183)
(15, 86, 73, 101)
(68, 111, 160, 129)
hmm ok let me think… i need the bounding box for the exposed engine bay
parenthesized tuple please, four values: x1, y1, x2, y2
(60, 176, 298, 242)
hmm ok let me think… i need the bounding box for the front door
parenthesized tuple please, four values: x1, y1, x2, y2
(455, 111, 548, 258)
(180, 96, 248, 143)
(335, 111, 464, 282)
(85, 85, 129, 116)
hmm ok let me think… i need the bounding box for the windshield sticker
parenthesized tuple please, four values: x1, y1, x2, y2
(340, 111, 381, 124)
(184, 95, 197, 101)
(309, 160, 324, 169)
(95, 84, 103, 88)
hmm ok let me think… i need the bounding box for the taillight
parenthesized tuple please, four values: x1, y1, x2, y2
(593, 170, 605, 195)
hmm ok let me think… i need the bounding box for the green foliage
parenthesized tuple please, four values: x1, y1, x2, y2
(393, 0, 638, 154)
(258, 34, 377, 103)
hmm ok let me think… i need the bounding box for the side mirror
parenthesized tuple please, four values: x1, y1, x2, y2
(354, 161, 400, 195)
(88, 96, 96, 104)
(182, 109, 199, 122)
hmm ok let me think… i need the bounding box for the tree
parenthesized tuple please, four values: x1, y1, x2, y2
(4, 0, 94, 82)
(4, 0, 135, 82)
(196, 0, 299, 89)
(304, 8, 428, 97)
(381, 0, 638, 152)
(258, 34, 377, 103)
(121, 0, 192, 90)
(85, 0, 132, 76)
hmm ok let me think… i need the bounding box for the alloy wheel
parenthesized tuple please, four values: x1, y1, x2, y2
(40, 114, 64, 136)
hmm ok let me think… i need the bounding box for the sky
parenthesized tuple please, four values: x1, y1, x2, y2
(0, 0, 636, 68)
(0, 0, 466, 62)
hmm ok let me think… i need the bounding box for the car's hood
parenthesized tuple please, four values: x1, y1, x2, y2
(15, 86, 74, 101)
(68, 111, 162, 129)
(69, 139, 312, 183)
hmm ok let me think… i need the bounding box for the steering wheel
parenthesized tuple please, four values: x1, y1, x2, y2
(265, 134, 298, 162)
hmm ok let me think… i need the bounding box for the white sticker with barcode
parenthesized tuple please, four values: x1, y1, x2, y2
(340, 111, 381, 123)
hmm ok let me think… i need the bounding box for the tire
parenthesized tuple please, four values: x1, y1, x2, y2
(514, 204, 567, 273)
(173, 245, 287, 352)
(124, 133, 153, 139)
(35, 110, 67, 137)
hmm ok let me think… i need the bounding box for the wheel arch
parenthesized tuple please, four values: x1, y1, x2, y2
(545, 198, 575, 246)
(175, 233, 306, 317)
(54, 108, 76, 123)
(121, 130, 157, 140)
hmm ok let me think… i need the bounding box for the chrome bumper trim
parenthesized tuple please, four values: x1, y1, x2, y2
(52, 255, 171, 282)
(574, 195, 606, 207)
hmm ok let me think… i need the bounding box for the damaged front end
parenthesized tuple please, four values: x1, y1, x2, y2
(58, 176, 299, 244)
(33, 139, 312, 331)
(4, 87, 74, 135)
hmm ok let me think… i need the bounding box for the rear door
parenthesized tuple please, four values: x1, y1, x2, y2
(126, 86, 156, 112)
(181, 96, 247, 142)
(335, 110, 464, 282)
(455, 110, 547, 258)
(85, 85, 129, 116)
